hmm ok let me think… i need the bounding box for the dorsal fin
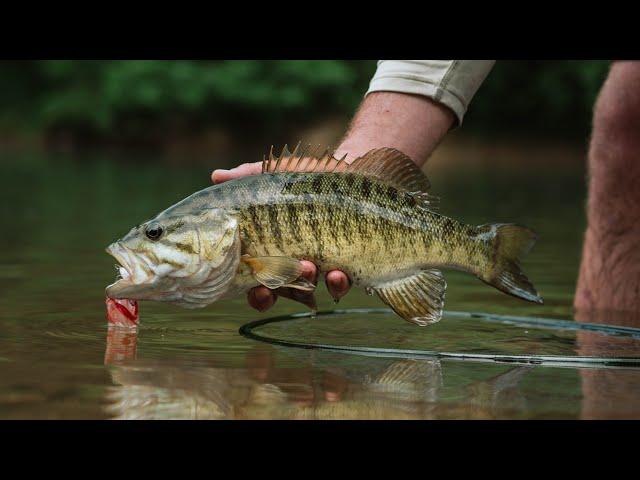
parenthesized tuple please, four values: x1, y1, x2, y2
(262, 144, 439, 209)
(348, 147, 431, 192)
(262, 143, 346, 175)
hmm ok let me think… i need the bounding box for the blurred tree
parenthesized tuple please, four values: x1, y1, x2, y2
(0, 60, 611, 146)
(467, 60, 610, 138)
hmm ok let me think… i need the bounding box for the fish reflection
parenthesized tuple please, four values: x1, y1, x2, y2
(103, 330, 535, 419)
(466, 366, 532, 414)
(105, 354, 443, 419)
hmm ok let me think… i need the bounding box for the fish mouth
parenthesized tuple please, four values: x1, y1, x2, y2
(105, 242, 182, 303)
(105, 243, 138, 298)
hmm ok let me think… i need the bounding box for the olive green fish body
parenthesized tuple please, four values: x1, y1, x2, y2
(106, 146, 542, 326)
(210, 172, 485, 288)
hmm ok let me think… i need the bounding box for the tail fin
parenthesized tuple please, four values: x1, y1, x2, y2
(479, 223, 543, 304)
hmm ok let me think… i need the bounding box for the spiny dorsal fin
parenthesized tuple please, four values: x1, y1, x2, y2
(262, 144, 439, 210)
(262, 142, 345, 175)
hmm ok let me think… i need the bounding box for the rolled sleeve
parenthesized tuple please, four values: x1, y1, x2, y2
(366, 60, 495, 125)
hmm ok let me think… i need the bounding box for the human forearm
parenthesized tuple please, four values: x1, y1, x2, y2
(334, 92, 455, 166)
(335, 60, 495, 165)
(211, 60, 494, 312)
(212, 91, 453, 181)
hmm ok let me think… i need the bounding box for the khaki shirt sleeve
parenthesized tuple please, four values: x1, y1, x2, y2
(366, 60, 495, 125)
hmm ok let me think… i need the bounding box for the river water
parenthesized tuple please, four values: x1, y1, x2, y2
(2, 146, 639, 419)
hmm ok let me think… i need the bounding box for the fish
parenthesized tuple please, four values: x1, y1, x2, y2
(105, 145, 542, 326)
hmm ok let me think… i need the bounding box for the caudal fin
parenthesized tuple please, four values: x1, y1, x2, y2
(480, 223, 543, 304)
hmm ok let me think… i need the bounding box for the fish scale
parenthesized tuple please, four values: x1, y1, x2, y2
(231, 171, 474, 285)
(106, 146, 542, 326)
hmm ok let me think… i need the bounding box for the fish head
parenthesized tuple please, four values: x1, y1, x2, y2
(105, 208, 240, 307)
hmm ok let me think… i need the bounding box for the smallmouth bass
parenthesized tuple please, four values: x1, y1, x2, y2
(106, 145, 542, 326)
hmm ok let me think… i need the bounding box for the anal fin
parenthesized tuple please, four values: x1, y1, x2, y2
(373, 269, 447, 326)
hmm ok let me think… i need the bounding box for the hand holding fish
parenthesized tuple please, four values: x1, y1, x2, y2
(106, 143, 541, 327)
(105, 92, 541, 326)
(212, 161, 352, 311)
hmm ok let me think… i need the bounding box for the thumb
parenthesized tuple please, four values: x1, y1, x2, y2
(212, 162, 263, 184)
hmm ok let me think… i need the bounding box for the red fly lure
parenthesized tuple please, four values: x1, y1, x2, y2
(105, 297, 139, 327)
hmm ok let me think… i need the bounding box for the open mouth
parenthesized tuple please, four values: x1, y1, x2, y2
(105, 243, 135, 294)
(112, 263, 132, 285)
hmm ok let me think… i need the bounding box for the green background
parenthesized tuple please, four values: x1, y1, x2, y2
(0, 60, 610, 145)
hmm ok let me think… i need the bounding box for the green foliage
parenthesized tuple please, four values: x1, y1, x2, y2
(0, 60, 374, 135)
(0, 60, 612, 141)
(467, 60, 611, 137)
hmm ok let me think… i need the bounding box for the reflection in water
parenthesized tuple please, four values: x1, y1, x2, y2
(575, 310, 640, 419)
(105, 351, 442, 419)
(104, 327, 138, 365)
(101, 307, 640, 420)
(104, 330, 536, 419)
(6, 152, 640, 418)
(467, 366, 532, 413)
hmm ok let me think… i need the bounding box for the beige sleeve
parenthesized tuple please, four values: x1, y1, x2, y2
(366, 60, 495, 125)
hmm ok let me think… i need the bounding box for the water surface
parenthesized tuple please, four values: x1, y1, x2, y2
(2, 148, 640, 419)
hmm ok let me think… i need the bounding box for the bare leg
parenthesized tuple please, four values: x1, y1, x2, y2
(575, 61, 640, 312)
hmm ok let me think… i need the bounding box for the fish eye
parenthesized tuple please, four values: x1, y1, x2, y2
(144, 223, 163, 241)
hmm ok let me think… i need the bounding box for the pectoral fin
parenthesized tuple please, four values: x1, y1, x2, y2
(374, 269, 447, 326)
(241, 255, 305, 290)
